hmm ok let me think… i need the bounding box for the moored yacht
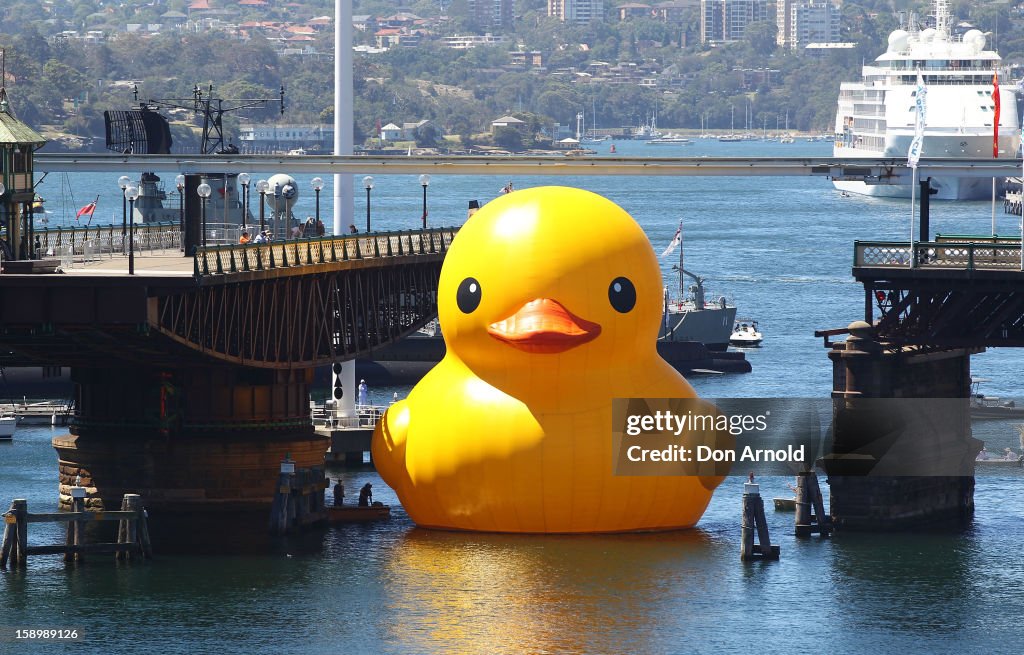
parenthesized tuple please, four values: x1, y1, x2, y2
(833, 0, 1019, 200)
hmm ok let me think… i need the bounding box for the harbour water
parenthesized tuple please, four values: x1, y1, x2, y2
(3, 140, 1023, 653)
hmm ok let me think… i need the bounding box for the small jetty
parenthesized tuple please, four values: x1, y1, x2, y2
(1, 490, 152, 568)
(327, 504, 391, 523)
(2, 398, 74, 426)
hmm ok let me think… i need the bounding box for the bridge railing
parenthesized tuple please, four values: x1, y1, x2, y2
(193, 227, 458, 277)
(35, 222, 182, 262)
(855, 239, 1024, 271)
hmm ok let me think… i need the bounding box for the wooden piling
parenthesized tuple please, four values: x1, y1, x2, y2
(268, 460, 328, 535)
(1, 500, 18, 568)
(14, 499, 27, 567)
(67, 489, 86, 563)
(740, 483, 780, 561)
(794, 471, 832, 538)
(138, 508, 153, 559)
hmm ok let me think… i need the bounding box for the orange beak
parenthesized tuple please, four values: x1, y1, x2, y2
(487, 298, 601, 354)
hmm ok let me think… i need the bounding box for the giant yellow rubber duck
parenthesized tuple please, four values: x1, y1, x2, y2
(372, 186, 722, 532)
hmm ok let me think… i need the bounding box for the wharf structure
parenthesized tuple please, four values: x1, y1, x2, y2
(820, 179, 1024, 529)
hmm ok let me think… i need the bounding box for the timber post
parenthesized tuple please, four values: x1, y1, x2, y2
(794, 471, 832, 537)
(740, 480, 779, 562)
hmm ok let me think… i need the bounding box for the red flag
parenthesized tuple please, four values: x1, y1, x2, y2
(992, 71, 1000, 158)
(75, 201, 96, 220)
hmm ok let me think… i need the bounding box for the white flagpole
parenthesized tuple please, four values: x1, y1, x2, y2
(910, 168, 917, 268)
(992, 178, 997, 236)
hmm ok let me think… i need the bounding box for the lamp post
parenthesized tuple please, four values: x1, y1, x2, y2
(363, 176, 374, 233)
(256, 179, 269, 231)
(118, 175, 131, 248)
(0, 182, 6, 256)
(311, 177, 323, 230)
(197, 183, 212, 248)
(272, 182, 281, 239)
(419, 174, 430, 230)
(175, 174, 185, 244)
(125, 185, 139, 275)
(238, 172, 250, 231)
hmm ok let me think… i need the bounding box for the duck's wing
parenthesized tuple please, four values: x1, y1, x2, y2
(371, 400, 410, 488)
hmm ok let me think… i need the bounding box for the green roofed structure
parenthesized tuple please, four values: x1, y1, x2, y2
(0, 83, 48, 262)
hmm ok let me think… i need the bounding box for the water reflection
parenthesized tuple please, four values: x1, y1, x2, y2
(828, 530, 974, 635)
(382, 527, 718, 654)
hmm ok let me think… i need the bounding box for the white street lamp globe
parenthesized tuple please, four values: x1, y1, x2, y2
(419, 174, 431, 187)
(256, 179, 269, 193)
(118, 175, 131, 190)
(310, 177, 324, 191)
(238, 172, 251, 186)
(125, 186, 140, 201)
(175, 174, 185, 189)
(197, 183, 212, 199)
(363, 176, 374, 190)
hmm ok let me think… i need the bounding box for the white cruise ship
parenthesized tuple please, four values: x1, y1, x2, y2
(833, 0, 1019, 200)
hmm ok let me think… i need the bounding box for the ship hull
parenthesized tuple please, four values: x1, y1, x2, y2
(834, 133, 1018, 200)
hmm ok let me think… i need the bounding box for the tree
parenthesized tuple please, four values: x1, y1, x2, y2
(414, 123, 441, 147)
(744, 21, 777, 57)
(493, 126, 523, 151)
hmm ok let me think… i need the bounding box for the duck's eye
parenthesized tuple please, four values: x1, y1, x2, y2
(608, 277, 636, 313)
(457, 277, 482, 313)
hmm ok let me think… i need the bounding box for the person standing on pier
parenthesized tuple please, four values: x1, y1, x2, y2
(358, 483, 373, 507)
(358, 379, 368, 406)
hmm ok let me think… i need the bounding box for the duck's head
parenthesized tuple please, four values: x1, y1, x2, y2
(437, 186, 665, 397)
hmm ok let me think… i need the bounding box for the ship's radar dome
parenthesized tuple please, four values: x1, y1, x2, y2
(266, 173, 299, 212)
(919, 28, 937, 43)
(887, 29, 910, 53)
(963, 29, 986, 54)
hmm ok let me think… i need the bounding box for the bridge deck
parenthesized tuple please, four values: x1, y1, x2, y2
(0, 227, 456, 368)
(851, 238, 1024, 348)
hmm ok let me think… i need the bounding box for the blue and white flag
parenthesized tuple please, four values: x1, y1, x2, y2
(908, 73, 927, 168)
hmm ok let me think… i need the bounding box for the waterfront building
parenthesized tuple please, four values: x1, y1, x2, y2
(468, 0, 514, 29)
(442, 33, 508, 50)
(777, 0, 841, 50)
(237, 123, 334, 152)
(701, 0, 770, 45)
(548, 0, 605, 24)
(0, 88, 47, 261)
(617, 3, 653, 20)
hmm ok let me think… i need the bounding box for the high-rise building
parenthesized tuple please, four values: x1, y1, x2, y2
(777, 0, 841, 50)
(700, 0, 770, 45)
(548, 0, 605, 24)
(469, 0, 514, 29)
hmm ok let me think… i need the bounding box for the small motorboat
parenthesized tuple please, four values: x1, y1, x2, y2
(975, 447, 1023, 466)
(327, 503, 391, 523)
(730, 320, 763, 347)
(0, 414, 16, 440)
(969, 377, 1024, 419)
(773, 497, 797, 511)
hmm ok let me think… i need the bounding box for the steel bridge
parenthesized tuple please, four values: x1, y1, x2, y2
(0, 226, 454, 368)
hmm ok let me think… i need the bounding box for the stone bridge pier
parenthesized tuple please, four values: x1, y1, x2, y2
(54, 365, 325, 511)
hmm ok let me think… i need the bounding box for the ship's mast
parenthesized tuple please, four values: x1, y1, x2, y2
(934, 0, 951, 41)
